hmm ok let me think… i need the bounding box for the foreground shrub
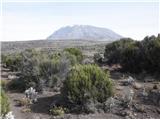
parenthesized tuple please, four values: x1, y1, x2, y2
(0, 90, 10, 116)
(0, 80, 9, 91)
(61, 64, 113, 113)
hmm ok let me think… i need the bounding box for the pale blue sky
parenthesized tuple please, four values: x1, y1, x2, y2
(1, 0, 159, 41)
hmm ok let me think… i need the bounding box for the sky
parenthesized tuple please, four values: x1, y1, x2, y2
(1, 0, 159, 41)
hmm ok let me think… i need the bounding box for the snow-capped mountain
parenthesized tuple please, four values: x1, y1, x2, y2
(47, 25, 122, 40)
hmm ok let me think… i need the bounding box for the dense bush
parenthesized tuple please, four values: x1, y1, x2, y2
(140, 35, 160, 73)
(0, 90, 10, 117)
(120, 42, 142, 73)
(104, 38, 135, 64)
(104, 35, 160, 73)
(61, 64, 113, 112)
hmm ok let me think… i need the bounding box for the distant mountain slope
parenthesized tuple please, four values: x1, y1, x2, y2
(47, 25, 123, 40)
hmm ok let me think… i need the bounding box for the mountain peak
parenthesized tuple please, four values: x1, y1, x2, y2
(47, 25, 122, 40)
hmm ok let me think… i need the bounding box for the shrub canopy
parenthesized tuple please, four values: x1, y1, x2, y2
(62, 64, 113, 107)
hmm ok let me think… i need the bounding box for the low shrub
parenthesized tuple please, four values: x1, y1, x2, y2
(16, 98, 31, 107)
(0, 80, 9, 91)
(61, 64, 113, 113)
(21, 108, 31, 113)
(50, 106, 66, 116)
(0, 90, 10, 116)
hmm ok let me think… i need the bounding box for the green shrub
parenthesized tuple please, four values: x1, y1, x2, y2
(0, 80, 9, 91)
(61, 64, 113, 112)
(121, 43, 142, 73)
(140, 35, 160, 73)
(64, 52, 77, 65)
(104, 38, 135, 64)
(64, 48, 83, 63)
(0, 90, 10, 116)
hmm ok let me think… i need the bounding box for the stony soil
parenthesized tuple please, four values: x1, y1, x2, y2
(1, 65, 160, 119)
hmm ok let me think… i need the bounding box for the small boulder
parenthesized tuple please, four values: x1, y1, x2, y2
(82, 58, 94, 64)
(118, 110, 133, 118)
(122, 76, 135, 86)
(153, 84, 158, 90)
(116, 86, 123, 90)
(132, 82, 142, 89)
(148, 90, 160, 106)
(144, 76, 154, 82)
(157, 108, 160, 114)
(8, 75, 17, 80)
(133, 104, 145, 113)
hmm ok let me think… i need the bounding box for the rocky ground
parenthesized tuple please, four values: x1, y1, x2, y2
(1, 65, 160, 119)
